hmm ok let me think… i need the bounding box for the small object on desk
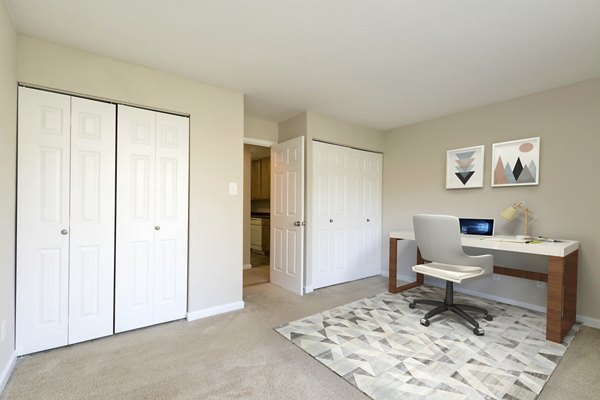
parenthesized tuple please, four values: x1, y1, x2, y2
(497, 237, 532, 243)
(536, 236, 559, 242)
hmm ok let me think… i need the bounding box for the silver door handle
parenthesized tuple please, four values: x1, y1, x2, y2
(60, 229, 68, 235)
(155, 226, 160, 230)
(293, 221, 301, 227)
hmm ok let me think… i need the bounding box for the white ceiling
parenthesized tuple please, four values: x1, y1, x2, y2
(5, 0, 600, 130)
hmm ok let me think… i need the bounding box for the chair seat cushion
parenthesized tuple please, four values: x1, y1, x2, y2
(412, 262, 484, 283)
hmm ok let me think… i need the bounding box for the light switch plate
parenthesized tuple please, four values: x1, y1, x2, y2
(229, 182, 238, 195)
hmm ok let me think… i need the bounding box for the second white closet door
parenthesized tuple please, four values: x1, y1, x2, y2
(312, 141, 382, 289)
(115, 105, 188, 333)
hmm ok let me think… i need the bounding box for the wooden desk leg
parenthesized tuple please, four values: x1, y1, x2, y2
(388, 237, 424, 294)
(546, 250, 578, 343)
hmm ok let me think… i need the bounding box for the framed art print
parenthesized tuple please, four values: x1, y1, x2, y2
(492, 137, 540, 187)
(446, 145, 484, 189)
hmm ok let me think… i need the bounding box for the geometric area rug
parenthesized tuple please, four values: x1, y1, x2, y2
(275, 286, 579, 400)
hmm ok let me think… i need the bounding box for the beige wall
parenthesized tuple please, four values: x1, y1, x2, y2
(0, 1, 17, 386)
(278, 112, 308, 142)
(383, 78, 600, 322)
(244, 115, 278, 142)
(17, 36, 245, 314)
(308, 111, 385, 152)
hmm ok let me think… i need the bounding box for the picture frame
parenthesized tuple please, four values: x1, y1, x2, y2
(492, 137, 540, 187)
(446, 145, 484, 189)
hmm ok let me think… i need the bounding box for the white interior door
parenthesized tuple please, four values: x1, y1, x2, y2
(312, 141, 382, 289)
(68, 97, 116, 344)
(116, 106, 189, 332)
(153, 112, 189, 324)
(17, 87, 71, 354)
(270, 136, 305, 295)
(115, 105, 156, 332)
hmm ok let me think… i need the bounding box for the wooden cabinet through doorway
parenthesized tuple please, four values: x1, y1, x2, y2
(251, 157, 270, 200)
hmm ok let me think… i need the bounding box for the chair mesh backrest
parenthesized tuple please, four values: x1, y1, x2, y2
(413, 214, 473, 266)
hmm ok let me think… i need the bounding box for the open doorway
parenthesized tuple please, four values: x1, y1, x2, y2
(243, 143, 271, 287)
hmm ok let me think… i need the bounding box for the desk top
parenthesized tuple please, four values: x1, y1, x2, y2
(390, 231, 579, 257)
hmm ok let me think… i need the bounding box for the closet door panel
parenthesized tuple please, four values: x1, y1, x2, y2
(362, 151, 382, 275)
(68, 97, 116, 344)
(115, 105, 156, 333)
(17, 87, 71, 354)
(154, 112, 188, 324)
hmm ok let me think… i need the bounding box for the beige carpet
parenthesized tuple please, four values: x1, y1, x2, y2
(1, 277, 599, 399)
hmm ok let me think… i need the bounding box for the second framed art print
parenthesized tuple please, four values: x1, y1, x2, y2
(492, 137, 540, 187)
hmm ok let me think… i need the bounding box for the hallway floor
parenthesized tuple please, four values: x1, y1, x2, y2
(243, 252, 269, 287)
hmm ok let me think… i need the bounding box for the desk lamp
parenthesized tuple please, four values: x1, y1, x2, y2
(500, 201, 537, 239)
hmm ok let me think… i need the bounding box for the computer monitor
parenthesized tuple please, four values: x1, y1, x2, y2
(459, 218, 495, 237)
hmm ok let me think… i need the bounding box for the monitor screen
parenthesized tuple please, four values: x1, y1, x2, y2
(459, 218, 494, 236)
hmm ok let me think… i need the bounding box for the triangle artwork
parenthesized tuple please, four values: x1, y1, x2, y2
(454, 150, 476, 185)
(492, 138, 539, 186)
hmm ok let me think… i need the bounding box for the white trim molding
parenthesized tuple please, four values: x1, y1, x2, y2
(0, 351, 17, 394)
(186, 301, 245, 321)
(393, 274, 547, 312)
(577, 314, 600, 329)
(243, 137, 276, 147)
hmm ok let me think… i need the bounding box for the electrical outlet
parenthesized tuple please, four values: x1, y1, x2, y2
(492, 274, 501, 282)
(536, 281, 547, 289)
(0, 319, 6, 342)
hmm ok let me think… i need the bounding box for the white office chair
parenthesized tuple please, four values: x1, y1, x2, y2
(409, 214, 494, 336)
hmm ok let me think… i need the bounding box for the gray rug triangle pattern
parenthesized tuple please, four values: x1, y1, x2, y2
(274, 286, 579, 400)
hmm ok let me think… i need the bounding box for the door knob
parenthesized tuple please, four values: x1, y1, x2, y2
(60, 229, 68, 235)
(155, 226, 160, 230)
(293, 221, 301, 227)
(367, 218, 371, 222)
(329, 219, 333, 223)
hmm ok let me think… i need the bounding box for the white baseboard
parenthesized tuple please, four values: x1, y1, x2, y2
(0, 351, 17, 394)
(186, 301, 245, 321)
(304, 286, 314, 294)
(392, 274, 600, 328)
(243, 264, 252, 270)
(577, 314, 600, 329)
(455, 286, 546, 313)
(393, 274, 546, 312)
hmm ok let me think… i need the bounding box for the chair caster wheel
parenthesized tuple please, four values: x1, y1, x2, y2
(473, 327, 485, 336)
(420, 318, 430, 327)
(484, 314, 493, 321)
(409, 302, 416, 309)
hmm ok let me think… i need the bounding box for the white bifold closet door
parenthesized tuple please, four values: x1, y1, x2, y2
(115, 105, 189, 333)
(312, 141, 382, 290)
(17, 87, 116, 355)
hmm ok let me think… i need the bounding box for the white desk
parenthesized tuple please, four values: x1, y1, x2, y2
(388, 231, 579, 343)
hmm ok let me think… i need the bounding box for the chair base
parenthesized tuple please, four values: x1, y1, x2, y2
(409, 281, 492, 336)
